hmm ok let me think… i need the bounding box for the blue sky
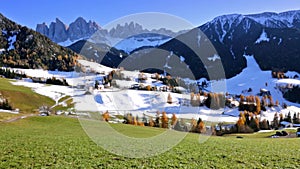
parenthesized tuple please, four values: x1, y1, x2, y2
(1, 0, 300, 31)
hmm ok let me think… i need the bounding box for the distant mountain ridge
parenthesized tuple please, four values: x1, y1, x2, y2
(80, 10, 300, 80)
(36, 17, 184, 48)
(30, 10, 300, 80)
(36, 17, 101, 43)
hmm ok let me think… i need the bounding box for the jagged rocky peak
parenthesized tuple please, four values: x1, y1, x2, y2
(36, 22, 49, 36)
(109, 21, 145, 38)
(36, 17, 183, 45)
(36, 17, 101, 43)
(47, 18, 68, 42)
(68, 17, 100, 41)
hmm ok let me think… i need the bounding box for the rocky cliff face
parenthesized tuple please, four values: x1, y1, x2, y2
(36, 17, 101, 43)
(36, 18, 183, 45)
(48, 18, 68, 42)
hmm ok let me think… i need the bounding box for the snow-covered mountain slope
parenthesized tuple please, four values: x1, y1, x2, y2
(8, 58, 300, 123)
(114, 34, 171, 53)
(153, 10, 300, 80)
(246, 10, 300, 28)
(226, 55, 300, 107)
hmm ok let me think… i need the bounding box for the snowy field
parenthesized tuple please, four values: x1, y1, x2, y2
(8, 56, 300, 122)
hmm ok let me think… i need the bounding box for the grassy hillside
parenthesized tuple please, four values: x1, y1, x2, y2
(0, 116, 299, 168)
(0, 78, 54, 113)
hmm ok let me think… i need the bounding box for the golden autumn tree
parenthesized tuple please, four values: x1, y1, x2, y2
(198, 120, 206, 133)
(161, 111, 169, 128)
(268, 96, 274, 107)
(240, 112, 246, 123)
(190, 118, 197, 132)
(190, 92, 195, 101)
(133, 116, 138, 125)
(171, 113, 177, 126)
(240, 94, 245, 102)
(149, 117, 155, 127)
(236, 116, 245, 132)
(255, 96, 261, 114)
(196, 93, 201, 103)
(102, 111, 110, 122)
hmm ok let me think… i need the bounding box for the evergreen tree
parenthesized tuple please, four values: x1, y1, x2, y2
(285, 111, 292, 123)
(260, 119, 269, 130)
(171, 113, 177, 126)
(174, 118, 183, 131)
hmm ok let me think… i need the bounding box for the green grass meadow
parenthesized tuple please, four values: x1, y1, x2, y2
(0, 116, 299, 168)
(0, 78, 55, 113)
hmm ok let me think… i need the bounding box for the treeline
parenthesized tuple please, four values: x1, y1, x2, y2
(103, 111, 207, 134)
(31, 77, 69, 86)
(46, 77, 69, 86)
(0, 68, 26, 79)
(217, 111, 300, 135)
(190, 92, 225, 109)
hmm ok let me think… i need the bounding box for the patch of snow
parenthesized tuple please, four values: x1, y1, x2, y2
(255, 29, 269, 44)
(197, 30, 201, 47)
(0, 109, 19, 114)
(276, 79, 300, 87)
(94, 51, 99, 57)
(230, 46, 235, 59)
(163, 63, 172, 69)
(278, 38, 282, 45)
(207, 54, 221, 61)
(77, 59, 113, 75)
(226, 54, 300, 108)
(243, 18, 251, 33)
(285, 71, 300, 79)
(114, 36, 171, 53)
(58, 38, 87, 47)
(11, 80, 82, 102)
(0, 48, 5, 54)
(179, 56, 185, 62)
(2, 30, 7, 35)
(8, 35, 17, 50)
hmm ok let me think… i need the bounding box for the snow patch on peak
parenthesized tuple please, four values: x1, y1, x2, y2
(247, 10, 300, 28)
(255, 29, 269, 44)
(206, 14, 244, 43)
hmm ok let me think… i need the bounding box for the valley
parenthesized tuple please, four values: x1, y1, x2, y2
(0, 5, 300, 168)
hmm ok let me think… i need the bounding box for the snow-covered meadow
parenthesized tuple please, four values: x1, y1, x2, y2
(8, 56, 300, 123)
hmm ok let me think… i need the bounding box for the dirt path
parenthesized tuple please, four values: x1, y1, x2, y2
(3, 114, 36, 123)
